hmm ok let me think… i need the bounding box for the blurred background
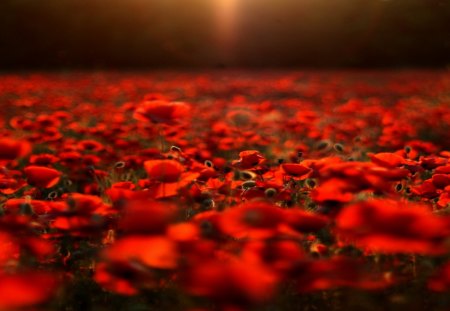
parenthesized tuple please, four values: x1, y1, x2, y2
(1, 0, 449, 70)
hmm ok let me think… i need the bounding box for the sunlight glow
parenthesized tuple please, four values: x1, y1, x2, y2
(215, 0, 239, 62)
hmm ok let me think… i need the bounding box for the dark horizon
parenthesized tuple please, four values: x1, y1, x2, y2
(1, 0, 449, 70)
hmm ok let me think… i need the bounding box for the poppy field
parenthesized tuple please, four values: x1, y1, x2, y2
(1, 70, 450, 311)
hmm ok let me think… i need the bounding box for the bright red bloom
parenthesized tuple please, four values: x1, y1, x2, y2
(336, 199, 450, 254)
(232, 150, 266, 170)
(4, 198, 50, 214)
(281, 163, 312, 179)
(102, 236, 178, 269)
(0, 272, 59, 310)
(220, 201, 284, 239)
(144, 160, 184, 183)
(284, 209, 329, 233)
(432, 174, 450, 189)
(311, 178, 354, 204)
(29, 153, 59, 166)
(0, 138, 31, 160)
(182, 258, 278, 306)
(24, 165, 61, 188)
(133, 100, 191, 124)
(368, 152, 406, 168)
(119, 200, 177, 234)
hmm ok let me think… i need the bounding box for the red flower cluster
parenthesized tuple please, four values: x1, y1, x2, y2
(0, 71, 449, 310)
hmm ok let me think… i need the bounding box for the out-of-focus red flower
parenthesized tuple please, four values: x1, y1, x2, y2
(181, 258, 278, 306)
(29, 153, 59, 166)
(242, 240, 304, 274)
(220, 201, 284, 239)
(133, 100, 191, 124)
(64, 193, 111, 215)
(294, 257, 391, 292)
(437, 190, 450, 209)
(232, 150, 265, 170)
(432, 174, 450, 189)
(102, 236, 178, 269)
(24, 166, 61, 188)
(280, 163, 312, 179)
(78, 139, 104, 152)
(368, 152, 406, 168)
(0, 272, 59, 310)
(144, 160, 184, 183)
(284, 209, 329, 233)
(311, 178, 354, 204)
(119, 200, 177, 235)
(336, 199, 450, 254)
(0, 138, 31, 160)
(4, 198, 50, 214)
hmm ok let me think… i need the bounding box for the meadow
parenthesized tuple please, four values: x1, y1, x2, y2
(0, 70, 450, 310)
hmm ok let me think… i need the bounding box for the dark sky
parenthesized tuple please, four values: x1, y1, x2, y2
(1, 0, 449, 69)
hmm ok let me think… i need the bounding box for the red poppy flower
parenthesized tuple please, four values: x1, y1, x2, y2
(220, 201, 284, 239)
(432, 174, 450, 189)
(311, 178, 354, 204)
(0, 272, 59, 310)
(281, 163, 312, 179)
(102, 236, 178, 269)
(436, 165, 450, 174)
(24, 166, 61, 188)
(242, 240, 304, 273)
(284, 209, 329, 233)
(29, 153, 59, 166)
(182, 259, 278, 306)
(64, 193, 111, 215)
(78, 139, 104, 152)
(0, 138, 31, 160)
(4, 198, 50, 214)
(144, 160, 184, 183)
(368, 152, 406, 168)
(232, 150, 265, 169)
(437, 190, 450, 209)
(133, 100, 191, 124)
(119, 200, 177, 234)
(336, 199, 450, 254)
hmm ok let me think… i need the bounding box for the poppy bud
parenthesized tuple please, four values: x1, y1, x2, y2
(316, 140, 331, 152)
(47, 191, 58, 200)
(333, 143, 344, 153)
(201, 198, 215, 210)
(242, 180, 256, 189)
(264, 188, 277, 198)
(305, 179, 316, 188)
(114, 161, 126, 169)
(170, 145, 182, 153)
(240, 170, 257, 181)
